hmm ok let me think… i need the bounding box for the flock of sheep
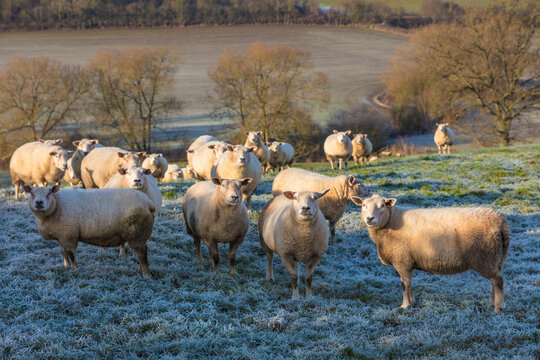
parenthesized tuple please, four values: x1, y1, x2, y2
(7, 123, 509, 312)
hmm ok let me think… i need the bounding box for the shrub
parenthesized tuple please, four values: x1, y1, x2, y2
(390, 105, 433, 135)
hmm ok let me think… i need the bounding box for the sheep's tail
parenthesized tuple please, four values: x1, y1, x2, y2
(499, 215, 511, 271)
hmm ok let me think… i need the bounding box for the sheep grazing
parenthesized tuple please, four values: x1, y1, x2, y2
(38, 139, 63, 145)
(434, 123, 456, 154)
(23, 185, 155, 276)
(182, 178, 252, 276)
(10, 142, 71, 200)
(211, 145, 262, 211)
(352, 194, 510, 312)
(69, 138, 102, 183)
(188, 141, 229, 181)
(162, 164, 194, 183)
(273, 168, 368, 244)
(266, 141, 295, 173)
(64, 157, 81, 186)
(80, 147, 144, 188)
(324, 130, 353, 170)
(187, 135, 218, 169)
(142, 153, 168, 181)
(259, 190, 330, 298)
(245, 131, 270, 174)
(352, 134, 373, 165)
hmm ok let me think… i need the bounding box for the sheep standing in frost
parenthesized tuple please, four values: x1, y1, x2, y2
(183, 178, 252, 276)
(324, 130, 353, 170)
(188, 141, 229, 181)
(352, 134, 373, 165)
(10, 142, 71, 199)
(162, 164, 195, 183)
(80, 147, 144, 188)
(142, 153, 168, 181)
(259, 190, 330, 298)
(187, 135, 218, 169)
(244, 131, 270, 174)
(23, 185, 155, 276)
(70, 139, 103, 183)
(352, 194, 510, 312)
(273, 168, 368, 244)
(211, 145, 262, 211)
(434, 123, 456, 154)
(266, 141, 295, 173)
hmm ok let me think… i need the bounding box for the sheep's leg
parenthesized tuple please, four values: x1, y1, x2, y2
(208, 241, 220, 273)
(259, 234, 274, 281)
(305, 256, 322, 298)
(344, 159, 349, 170)
(228, 239, 242, 277)
(437, 145, 442, 154)
(282, 255, 299, 299)
(327, 156, 335, 170)
(119, 244, 126, 259)
(329, 221, 336, 245)
(397, 269, 414, 308)
(447, 145, 451, 154)
(338, 158, 343, 170)
(67, 250, 78, 271)
(14, 181, 20, 200)
(130, 243, 150, 277)
(60, 246, 70, 267)
(246, 194, 252, 212)
(490, 274, 504, 312)
(193, 235, 202, 261)
(489, 286, 495, 308)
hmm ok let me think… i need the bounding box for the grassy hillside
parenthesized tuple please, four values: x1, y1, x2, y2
(319, 0, 495, 13)
(0, 145, 538, 359)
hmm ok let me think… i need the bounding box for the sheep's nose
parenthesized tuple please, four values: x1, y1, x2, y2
(302, 206, 310, 211)
(35, 200, 43, 207)
(366, 216, 375, 222)
(231, 194, 239, 200)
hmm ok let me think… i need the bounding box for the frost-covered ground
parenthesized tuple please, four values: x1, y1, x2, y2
(0, 145, 538, 359)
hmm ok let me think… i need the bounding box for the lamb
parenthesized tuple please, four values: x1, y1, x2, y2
(266, 141, 295, 173)
(211, 145, 262, 211)
(352, 134, 373, 165)
(64, 157, 81, 186)
(324, 130, 353, 170)
(10, 142, 71, 200)
(80, 147, 144, 188)
(258, 190, 330, 298)
(23, 184, 155, 276)
(69, 138, 103, 182)
(182, 178, 252, 276)
(351, 194, 510, 312)
(162, 164, 195, 183)
(434, 123, 456, 154)
(272, 168, 368, 244)
(38, 139, 63, 145)
(187, 135, 218, 169)
(142, 153, 168, 181)
(245, 131, 270, 174)
(188, 141, 229, 181)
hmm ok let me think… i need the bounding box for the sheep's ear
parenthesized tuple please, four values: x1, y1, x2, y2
(240, 178, 253, 186)
(333, 130, 338, 134)
(49, 151, 57, 156)
(137, 152, 147, 158)
(55, 139, 63, 144)
(226, 145, 234, 152)
(38, 139, 45, 143)
(257, 131, 262, 136)
(92, 139, 99, 144)
(72, 141, 80, 146)
(247, 147, 255, 153)
(351, 196, 363, 206)
(435, 123, 439, 126)
(445, 123, 450, 126)
(278, 142, 283, 146)
(283, 191, 295, 200)
(157, 153, 163, 157)
(244, 131, 250, 135)
(23, 185, 32, 194)
(345, 130, 351, 135)
(348, 175, 356, 185)
(143, 168, 152, 175)
(118, 168, 127, 175)
(50, 185, 60, 193)
(313, 189, 330, 200)
(211, 177, 222, 186)
(117, 152, 125, 158)
(187, 149, 195, 153)
(385, 198, 397, 207)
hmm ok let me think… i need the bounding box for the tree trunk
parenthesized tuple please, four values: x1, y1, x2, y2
(496, 116, 512, 146)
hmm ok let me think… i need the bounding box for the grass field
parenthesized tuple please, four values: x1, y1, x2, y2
(318, 0, 495, 13)
(0, 145, 538, 359)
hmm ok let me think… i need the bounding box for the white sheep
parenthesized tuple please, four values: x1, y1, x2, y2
(352, 134, 373, 165)
(183, 178, 252, 276)
(38, 139, 63, 145)
(352, 194, 510, 312)
(80, 147, 144, 188)
(68, 138, 103, 184)
(272, 168, 368, 244)
(162, 164, 195, 183)
(187, 135, 218, 169)
(245, 131, 270, 174)
(211, 145, 262, 211)
(258, 190, 330, 298)
(64, 157, 81, 186)
(10, 142, 71, 200)
(324, 130, 353, 170)
(23, 184, 155, 276)
(142, 153, 168, 181)
(188, 141, 229, 181)
(266, 141, 295, 173)
(434, 123, 456, 154)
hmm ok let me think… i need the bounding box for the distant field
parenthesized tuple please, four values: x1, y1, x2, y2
(0, 145, 538, 359)
(318, 0, 495, 12)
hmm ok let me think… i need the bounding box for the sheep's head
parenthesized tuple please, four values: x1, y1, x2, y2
(352, 194, 396, 229)
(353, 134, 368, 144)
(283, 190, 330, 221)
(436, 123, 450, 133)
(333, 130, 351, 144)
(145, 153, 163, 166)
(66, 158, 78, 180)
(50, 147, 70, 171)
(245, 131, 262, 144)
(73, 139, 99, 156)
(268, 142, 282, 153)
(346, 175, 369, 199)
(212, 178, 252, 206)
(118, 167, 151, 190)
(39, 139, 63, 145)
(117, 152, 142, 168)
(23, 185, 59, 214)
(208, 142, 229, 157)
(182, 165, 196, 179)
(226, 145, 254, 167)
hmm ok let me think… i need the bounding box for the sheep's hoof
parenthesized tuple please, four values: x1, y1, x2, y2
(291, 289, 300, 299)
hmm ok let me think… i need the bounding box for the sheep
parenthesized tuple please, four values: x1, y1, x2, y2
(182, 178, 252, 276)
(10, 142, 71, 200)
(351, 194, 510, 312)
(80, 147, 144, 188)
(258, 190, 330, 298)
(188, 141, 229, 181)
(187, 135, 218, 169)
(434, 123, 456, 154)
(69, 138, 103, 183)
(182, 165, 196, 180)
(244, 131, 270, 174)
(23, 184, 155, 276)
(38, 139, 63, 145)
(266, 141, 295, 173)
(324, 130, 353, 170)
(64, 157, 81, 186)
(211, 145, 262, 211)
(162, 164, 195, 183)
(352, 134, 373, 165)
(273, 168, 368, 244)
(142, 153, 168, 181)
